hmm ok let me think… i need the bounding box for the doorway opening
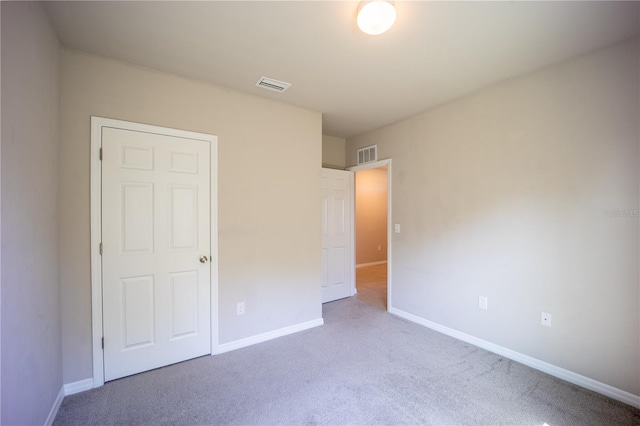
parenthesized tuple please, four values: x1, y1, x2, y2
(348, 160, 391, 311)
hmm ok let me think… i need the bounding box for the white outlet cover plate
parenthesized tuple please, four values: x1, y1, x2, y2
(541, 312, 552, 327)
(479, 296, 488, 310)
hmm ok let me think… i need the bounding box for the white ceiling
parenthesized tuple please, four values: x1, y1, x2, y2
(45, 1, 639, 139)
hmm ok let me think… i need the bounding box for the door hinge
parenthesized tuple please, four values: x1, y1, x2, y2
(99, 148, 103, 160)
(99, 242, 103, 255)
(101, 337, 104, 349)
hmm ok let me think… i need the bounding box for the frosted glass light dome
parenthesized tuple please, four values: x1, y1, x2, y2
(357, 1, 397, 35)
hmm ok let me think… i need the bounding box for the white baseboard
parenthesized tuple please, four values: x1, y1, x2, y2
(59, 319, 325, 401)
(356, 260, 387, 268)
(389, 307, 640, 409)
(64, 378, 94, 396)
(215, 318, 324, 354)
(44, 386, 64, 426)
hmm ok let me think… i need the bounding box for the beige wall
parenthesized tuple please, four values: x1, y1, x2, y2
(1, 2, 62, 424)
(322, 134, 346, 169)
(59, 50, 322, 383)
(347, 38, 640, 396)
(355, 168, 388, 265)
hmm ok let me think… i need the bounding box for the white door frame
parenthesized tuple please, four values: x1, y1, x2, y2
(347, 159, 392, 311)
(90, 116, 218, 387)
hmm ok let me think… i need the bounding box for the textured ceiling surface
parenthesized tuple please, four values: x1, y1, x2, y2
(45, 1, 639, 138)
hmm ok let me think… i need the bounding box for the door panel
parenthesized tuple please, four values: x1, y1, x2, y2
(121, 183, 154, 253)
(102, 126, 211, 381)
(121, 275, 155, 349)
(321, 169, 354, 303)
(169, 270, 199, 338)
(170, 185, 198, 249)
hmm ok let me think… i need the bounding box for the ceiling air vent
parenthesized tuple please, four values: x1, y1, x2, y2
(255, 76, 291, 93)
(357, 145, 378, 165)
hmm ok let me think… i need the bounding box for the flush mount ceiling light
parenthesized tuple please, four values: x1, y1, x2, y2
(357, 1, 396, 35)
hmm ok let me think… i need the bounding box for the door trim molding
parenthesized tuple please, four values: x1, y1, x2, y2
(347, 159, 392, 311)
(90, 116, 218, 387)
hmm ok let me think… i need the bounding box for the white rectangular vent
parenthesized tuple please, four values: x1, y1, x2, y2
(255, 76, 291, 93)
(357, 145, 377, 165)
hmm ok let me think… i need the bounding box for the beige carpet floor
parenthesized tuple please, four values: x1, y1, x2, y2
(54, 297, 640, 425)
(355, 263, 387, 310)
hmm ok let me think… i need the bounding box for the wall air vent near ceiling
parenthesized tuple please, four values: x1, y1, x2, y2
(357, 145, 378, 165)
(255, 76, 291, 93)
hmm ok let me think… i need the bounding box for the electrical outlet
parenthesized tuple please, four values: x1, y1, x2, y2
(541, 312, 552, 327)
(394, 224, 401, 233)
(237, 302, 245, 315)
(479, 296, 488, 310)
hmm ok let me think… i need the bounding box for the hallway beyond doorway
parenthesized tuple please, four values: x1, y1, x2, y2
(355, 263, 387, 310)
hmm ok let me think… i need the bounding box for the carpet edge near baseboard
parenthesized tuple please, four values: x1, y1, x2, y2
(45, 386, 65, 426)
(215, 317, 324, 355)
(53, 318, 325, 422)
(388, 306, 640, 409)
